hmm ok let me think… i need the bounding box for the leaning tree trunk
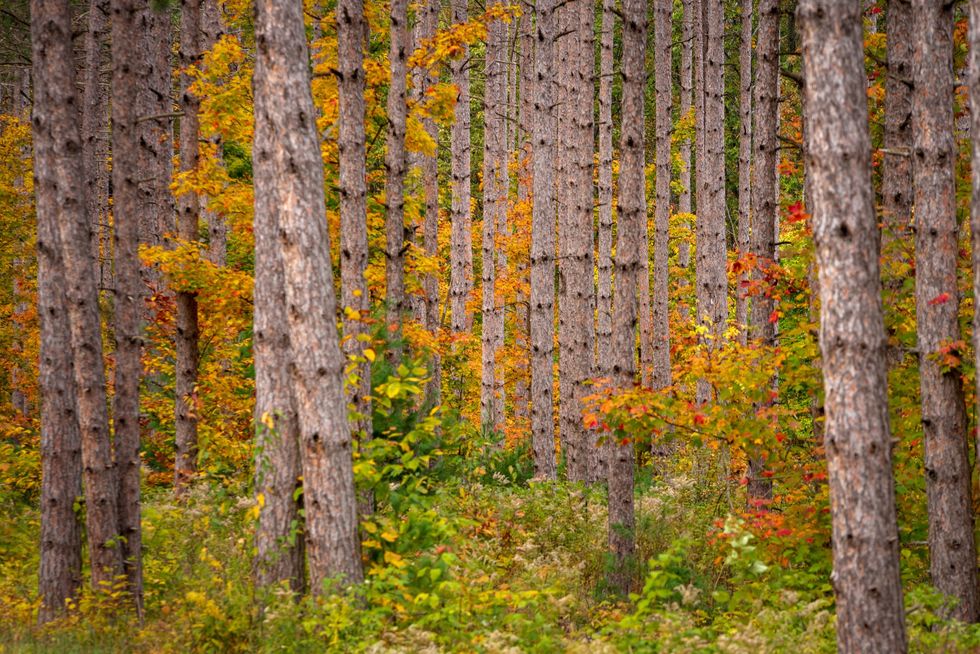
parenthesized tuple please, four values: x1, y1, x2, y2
(481, 12, 506, 432)
(881, 0, 912, 254)
(112, 0, 147, 613)
(652, 0, 672, 394)
(912, 0, 980, 623)
(175, 0, 202, 498)
(695, 0, 727, 402)
(253, 0, 364, 591)
(32, 0, 123, 594)
(608, 0, 645, 595)
(530, 0, 558, 479)
(385, 0, 409, 360)
(735, 0, 752, 341)
(596, 0, 614, 383)
(449, 0, 473, 335)
(747, 0, 780, 503)
(798, 1, 909, 649)
(337, 0, 373, 443)
(36, 47, 83, 623)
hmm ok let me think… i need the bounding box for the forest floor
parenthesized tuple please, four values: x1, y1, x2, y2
(1, 446, 978, 653)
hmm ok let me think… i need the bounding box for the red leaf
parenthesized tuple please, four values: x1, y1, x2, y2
(928, 292, 951, 306)
(768, 310, 779, 324)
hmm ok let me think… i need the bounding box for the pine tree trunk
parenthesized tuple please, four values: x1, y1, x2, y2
(912, 0, 979, 623)
(36, 42, 83, 622)
(735, 0, 752, 341)
(175, 0, 202, 497)
(558, 0, 596, 482)
(338, 0, 373, 446)
(596, 0, 614, 383)
(530, 0, 557, 479)
(652, 0, 672, 394)
(798, 1, 909, 648)
(32, 0, 123, 594)
(253, 0, 364, 590)
(695, 0, 727, 402)
(140, 4, 174, 256)
(482, 12, 506, 431)
(202, 0, 227, 266)
(747, 0, 779, 503)
(111, 0, 147, 613)
(677, 0, 694, 315)
(970, 0, 980, 513)
(449, 0, 473, 335)
(385, 0, 409, 359)
(881, 0, 912, 253)
(608, 0, 645, 594)
(81, 0, 110, 291)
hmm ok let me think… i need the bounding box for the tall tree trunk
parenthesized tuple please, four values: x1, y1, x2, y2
(175, 0, 201, 497)
(338, 0, 372, 446)
(481, 12, 506, 432)
(881, 0, 912, 252)
(970, 0, 980, 516)
(202, 0, 227, 266)
(140, 4, 174, 255)
(747, 0, 779, 503)
(112, 0, 146, 613)
(695, 0, 727, 402)
(82, 0, 110, 291)
(798, 1, 908, 649)
(677, 0, 694, 313)
(385, 0, 409, 360)
(652, 0, 672, 394)
(32, 0, 123, 594)
(596, 0, 614, 383)
(735, 0, 752, 341)
(608, 0, 645, 594)
(558, 0, 596, 482)
(912, 0, 979, 623)
(530, 0, 557, 479)
(449, 0, 473, 335)
(253, 0, 364, 591)
(36, 48, 83, 623)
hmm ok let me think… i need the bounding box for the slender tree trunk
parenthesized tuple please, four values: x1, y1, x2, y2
(735, 0, 752, 341)
(111, 0, 146, 613)
(970, 0, 980, 510)
(338, 0, 373, 445)
(747, 0, 779, 503)
(36, 47, 83, 623)
(912, 0, 979, 623)
(482, 12, 506, 432)
(253, 0, 364, 591)
(652, 0, 672, 394)
(678, 0, 694, 314)
(82, 0, 110, 291)
(450, 0, 473, 335)
(202, 0, 227, 266)
(798, 2, 908, 649)
(558, 0, 596, 482)
(140, 4, 174, 255)
(530, 0, 557, 479)
(385, 0, 409, 359)
(882, 0, 912, 252)
(32, 0, 123, 594)
(695, 0, 727, 403)
(596, 0, 614, 384)
(608, 0, 645, 594)
(175, 0, 202, 497)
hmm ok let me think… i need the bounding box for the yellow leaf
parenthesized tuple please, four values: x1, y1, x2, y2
(380, 529, 398, 543)
(384, 551, 407, 568)
(364, 348, 376, 363)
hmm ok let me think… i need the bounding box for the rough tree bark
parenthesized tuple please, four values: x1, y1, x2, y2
(140, 4, 174, 254)
(202, 0, 227, 266)
(253, 0, 364, 591)
(677, 0, 694, 310)
(970, 0, 980, 519)
(912, 0, 979, 623)
(449, 0, 473, 335)
(747, 0, 779, 503)
(608, 0, 645, 594)
(798, 1, 909, 649)
(35, 22, 83, 618)
(735, 0, 752, 340)
(596, 0, 614, 383)
(385, 0, 409, 359)
(175, 0, 202, 497)
(530, 0, 557, 479)
(481, 11, 506, 431)
(32, 0, 123, 594)
(881, 0, 912, 251)
(111, 0, 146, 612)
(337, 0, 372, 443)
(81, 0, 110, 289)
(652, 0, 672, 394)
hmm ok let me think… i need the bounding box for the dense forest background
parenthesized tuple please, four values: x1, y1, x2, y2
(2, 0, 980, 651)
